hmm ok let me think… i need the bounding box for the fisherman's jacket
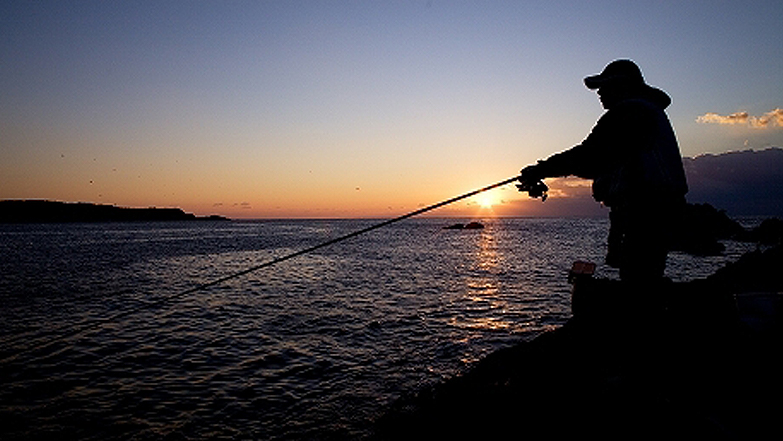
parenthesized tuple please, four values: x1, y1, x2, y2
(537, 89, 688, 208)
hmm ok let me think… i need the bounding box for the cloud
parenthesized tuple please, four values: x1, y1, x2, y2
(545, 177, 593, 199)
(697, 108, 783, 128)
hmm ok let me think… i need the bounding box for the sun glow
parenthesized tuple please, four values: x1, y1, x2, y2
(476, 193, 498, 209)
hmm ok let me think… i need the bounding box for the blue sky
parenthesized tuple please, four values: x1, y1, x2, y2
(1, 1, 781, 217)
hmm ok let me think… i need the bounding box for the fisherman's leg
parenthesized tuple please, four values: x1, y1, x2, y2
(618, 202, 673, 282)
(618, 207, 671, 324)
(606, 208, 625, 269)
(619, 199, 684, 284)
(618, 233, 667, 284)
(615, 212, 671, 388)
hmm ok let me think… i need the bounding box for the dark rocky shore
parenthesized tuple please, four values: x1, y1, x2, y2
(373, 228, 782, 440)
(0, 200, 229, 223)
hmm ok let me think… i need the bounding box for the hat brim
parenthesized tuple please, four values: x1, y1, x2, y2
(585, 73, 652, 90)
(584, 74, 614, 89)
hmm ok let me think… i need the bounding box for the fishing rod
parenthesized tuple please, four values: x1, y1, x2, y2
(178, 174, 525, 294)
(2, 174, 539, 362)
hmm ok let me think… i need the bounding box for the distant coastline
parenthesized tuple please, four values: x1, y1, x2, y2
(0, 200, 230, 223)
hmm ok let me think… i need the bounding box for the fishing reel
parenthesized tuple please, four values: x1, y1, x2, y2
(516, 178, 548, 201)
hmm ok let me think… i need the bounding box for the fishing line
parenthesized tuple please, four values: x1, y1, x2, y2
(1, 175, 521, 362)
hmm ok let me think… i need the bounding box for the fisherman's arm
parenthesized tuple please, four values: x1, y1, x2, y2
(520, 107, 638, 182)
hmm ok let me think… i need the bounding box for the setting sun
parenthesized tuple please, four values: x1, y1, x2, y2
(476, 194, 498, 209)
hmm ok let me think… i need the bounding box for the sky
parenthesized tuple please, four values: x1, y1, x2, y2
(2, 1, 782, 218)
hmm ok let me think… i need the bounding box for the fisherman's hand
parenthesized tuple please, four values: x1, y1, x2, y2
(516, 178, 549, 201)
(517, 161, 549, 201)
(519, 161, 545, 183)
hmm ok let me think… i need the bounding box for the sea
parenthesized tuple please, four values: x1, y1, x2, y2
(0, 217, 761, 440)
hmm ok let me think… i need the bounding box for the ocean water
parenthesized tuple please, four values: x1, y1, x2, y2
(0, 218, 758, 440)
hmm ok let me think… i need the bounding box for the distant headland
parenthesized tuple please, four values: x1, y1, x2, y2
(0, 200, 230, 223)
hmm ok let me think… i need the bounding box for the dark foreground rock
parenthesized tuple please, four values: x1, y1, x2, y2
(373, 247, 783, 440)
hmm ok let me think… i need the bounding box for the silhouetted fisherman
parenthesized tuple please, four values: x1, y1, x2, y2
(519, 60, 688, 287)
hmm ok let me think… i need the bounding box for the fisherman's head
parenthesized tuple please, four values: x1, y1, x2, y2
(585, 59, 645, 109)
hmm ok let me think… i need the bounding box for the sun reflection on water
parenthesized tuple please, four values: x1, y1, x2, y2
(449, 224, 517, 333)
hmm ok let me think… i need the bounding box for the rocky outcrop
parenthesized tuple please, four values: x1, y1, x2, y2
(443, 221, 484, 230)
(670, 203, 782, 255)
(373, 245, 783, 440)
(0, 200, 229, 223)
